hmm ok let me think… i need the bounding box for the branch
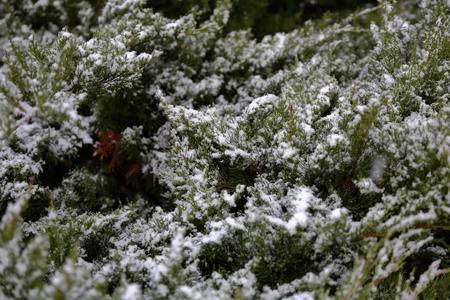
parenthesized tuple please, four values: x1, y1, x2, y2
(218, 184, 236, 189)
(0, 112, 34, 140)
(344, 138, 365, 187)
(251, 163, 264, 174)
(351, 224, 450, 243)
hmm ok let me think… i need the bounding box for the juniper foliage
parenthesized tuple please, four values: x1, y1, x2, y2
(0, 0, 450, 299)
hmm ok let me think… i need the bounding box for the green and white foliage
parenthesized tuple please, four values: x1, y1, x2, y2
(1, 0, 450, 299)
(0, 192, 141, 299)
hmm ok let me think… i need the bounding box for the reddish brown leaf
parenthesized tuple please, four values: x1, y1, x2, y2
(94, 130, 124, 174)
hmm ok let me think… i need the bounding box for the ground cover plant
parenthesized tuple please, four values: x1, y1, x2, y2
(0, 0, 449, 299)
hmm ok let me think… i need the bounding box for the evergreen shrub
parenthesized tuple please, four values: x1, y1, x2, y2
(0, 0, 450, 299)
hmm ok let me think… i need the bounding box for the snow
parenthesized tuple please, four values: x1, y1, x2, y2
(34, 0, 49, 7)
(330, 208, 343, 219)
(246, 94, 278, 115)
(225, 217, 246, 231)
(370, 156, 386, 182)
(327, 134, 346, 147)
(275, 187, 316, 234)
(282, 148, 297, 159)
(222, 191, 236, 206)
(356, 178, 384, 194)
(383, 73, 395, 86)
(122, 284, 141, 300)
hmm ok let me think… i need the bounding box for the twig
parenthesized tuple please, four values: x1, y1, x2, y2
(95, 76, 111, 85)
(219, 184, 236, 189)
(351, 224, 450, 243)
(414, 224, 450, 230)
(350, 232, 381, 242)
(344, 139, 365, 187)
(251, 163, 264, 174)
(186, 24, 214, 35)
(0, 113, 33, 140)
(28, 177, 35, 189)
(0, 178, 6, 196)
(8, 97, 27, 113)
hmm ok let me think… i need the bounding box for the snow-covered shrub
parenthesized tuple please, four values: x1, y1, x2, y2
(1, 0, 449, 299)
